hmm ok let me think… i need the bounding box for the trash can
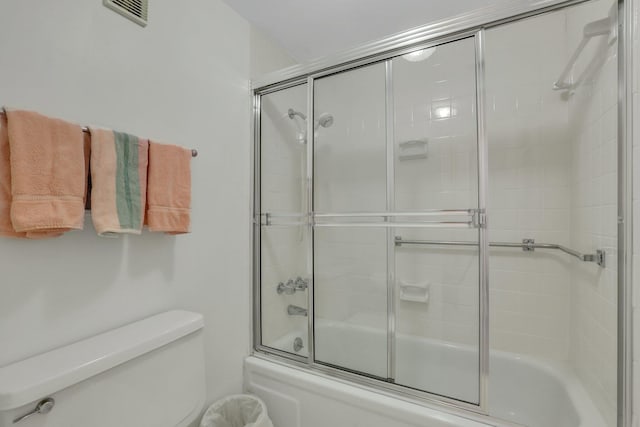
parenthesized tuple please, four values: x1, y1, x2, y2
(200, 394, 274, 427)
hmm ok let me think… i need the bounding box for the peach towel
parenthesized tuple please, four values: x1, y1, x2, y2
(4, 109, 87, 238)
(146, 141, 192, 234)
(0, 114, 24, 238)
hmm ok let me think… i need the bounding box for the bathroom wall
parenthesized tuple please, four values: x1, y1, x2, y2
(566, 1, 619, 425)
(0, 0, 291, 406)
(250, 26, 297, 80)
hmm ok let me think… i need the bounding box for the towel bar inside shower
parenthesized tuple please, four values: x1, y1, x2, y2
(394, 236, 606, 268)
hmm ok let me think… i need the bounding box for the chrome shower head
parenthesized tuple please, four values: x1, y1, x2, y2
(316, 113, 334, 128)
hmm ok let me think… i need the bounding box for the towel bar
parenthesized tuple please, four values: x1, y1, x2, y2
(0, 110, 197, 157)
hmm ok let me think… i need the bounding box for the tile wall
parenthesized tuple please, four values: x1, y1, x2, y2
(566, 1, 619, 425)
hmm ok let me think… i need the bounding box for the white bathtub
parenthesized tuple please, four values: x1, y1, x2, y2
(247, 321, 605, 427)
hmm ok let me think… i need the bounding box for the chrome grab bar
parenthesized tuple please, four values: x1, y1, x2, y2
(394, 237, 606, 268)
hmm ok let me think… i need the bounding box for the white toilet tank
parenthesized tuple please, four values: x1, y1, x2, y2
(0, 310, 206, 427)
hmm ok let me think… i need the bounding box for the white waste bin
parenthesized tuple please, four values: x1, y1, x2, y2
(200, 394, 274, 427)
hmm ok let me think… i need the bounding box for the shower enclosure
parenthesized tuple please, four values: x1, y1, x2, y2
(252, 1, 631, 426)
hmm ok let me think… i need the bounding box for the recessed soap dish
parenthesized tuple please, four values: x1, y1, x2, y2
(398, 139, 428, 161)
(399, 281, 430, 303)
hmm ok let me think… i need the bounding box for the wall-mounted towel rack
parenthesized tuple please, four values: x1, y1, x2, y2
(553, 13, 615, 92)
(0, 110, 198, 157)
(394, 236, 606, 268)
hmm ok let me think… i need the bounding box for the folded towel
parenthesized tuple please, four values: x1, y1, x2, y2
(90, 128, 148, 236)
(6, 109, 86, 238)
(0, 114, 26, 238)
(146, 141, 192, 234)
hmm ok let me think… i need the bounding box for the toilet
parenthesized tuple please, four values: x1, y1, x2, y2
(0, 310, 206, 427)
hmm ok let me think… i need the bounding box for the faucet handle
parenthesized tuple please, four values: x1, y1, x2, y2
(294, 277, 308, 290)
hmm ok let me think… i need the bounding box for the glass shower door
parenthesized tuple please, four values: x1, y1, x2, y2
(312, 36, 483, 404)
(258, 83, 311, 357)
(392, 37, 481, 404)
(313, 62, 389, 378)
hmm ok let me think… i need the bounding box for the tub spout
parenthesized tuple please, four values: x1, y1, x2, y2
(287, 305, 308, 317)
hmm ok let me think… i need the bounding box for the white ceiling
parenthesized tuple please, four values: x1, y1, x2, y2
(224, 0, 501, 62)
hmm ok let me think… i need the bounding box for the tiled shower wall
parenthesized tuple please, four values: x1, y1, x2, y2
(567, 1, 619, 425)
(310, 12, 579, 362)
(484, 11, 573, 361)
(300, 11, 577, 358)
(392, 38, 480, 346)
(313, 40, 482, 346)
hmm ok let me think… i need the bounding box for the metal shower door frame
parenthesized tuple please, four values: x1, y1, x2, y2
(254, 29, 491, 415)
(250, 0, 632, 425)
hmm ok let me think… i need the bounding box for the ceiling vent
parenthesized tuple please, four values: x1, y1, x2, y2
(103, 0, 148, 27)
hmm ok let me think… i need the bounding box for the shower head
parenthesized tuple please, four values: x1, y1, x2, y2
(316, 113, 334, 129)
(289, 108, 332, 128)
(287, 108, 333, 144)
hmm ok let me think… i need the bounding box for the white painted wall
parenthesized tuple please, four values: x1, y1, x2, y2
(0, 0, 289, 408)
(225, 0, 504, 61)
(250, 27, 297, 80)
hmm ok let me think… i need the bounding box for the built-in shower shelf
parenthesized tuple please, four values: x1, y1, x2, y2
(395, 236, 606, 268)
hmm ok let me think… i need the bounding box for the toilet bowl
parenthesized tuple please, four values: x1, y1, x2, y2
(0, 310, 206, 427)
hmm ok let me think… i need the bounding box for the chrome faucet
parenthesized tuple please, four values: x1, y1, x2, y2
(277, 277, 309, 295)
(287, 304, 308, 317)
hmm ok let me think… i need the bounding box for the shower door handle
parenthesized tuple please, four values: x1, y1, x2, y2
(471, 210, 486, 228)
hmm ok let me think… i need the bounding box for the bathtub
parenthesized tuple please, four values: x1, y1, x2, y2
(246, 320, 605, 427)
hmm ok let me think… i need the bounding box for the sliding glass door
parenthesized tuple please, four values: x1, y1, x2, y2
(311, 36, 484, 404)
(391, 37, 481, 404)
